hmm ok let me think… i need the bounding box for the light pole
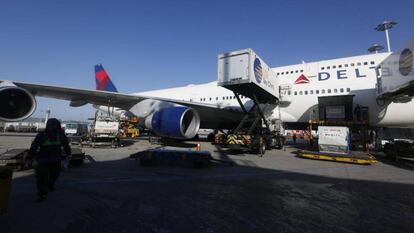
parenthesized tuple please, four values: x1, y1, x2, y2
(375, 21, 397, 53)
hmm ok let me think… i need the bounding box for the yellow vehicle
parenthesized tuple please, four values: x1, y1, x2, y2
(120, 117, 140, 138)
(126, 124, 139, 138)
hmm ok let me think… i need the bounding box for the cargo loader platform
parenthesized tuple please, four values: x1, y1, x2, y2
(217, 48, 279, 104)
(215, 48, 284, 155)
(298, 150, 377, 165)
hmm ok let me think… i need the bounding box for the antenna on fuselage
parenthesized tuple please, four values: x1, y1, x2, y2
(375, 20, 397, 53)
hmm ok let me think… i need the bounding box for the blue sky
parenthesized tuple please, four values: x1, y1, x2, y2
(1, 0, 413, 120)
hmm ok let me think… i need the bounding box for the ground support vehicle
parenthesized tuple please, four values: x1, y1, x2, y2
(383, 140, 414, 162)
(216, 48, 284, 156)
(0, 149, 31, 171)
(215, 93, 284, 156)
(0, 147, 85, 170)
(119, 117, 140, 138)
(88, 115, 120, 148)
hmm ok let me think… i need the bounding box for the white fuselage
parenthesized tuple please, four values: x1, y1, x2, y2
(103, 52, 414, 128)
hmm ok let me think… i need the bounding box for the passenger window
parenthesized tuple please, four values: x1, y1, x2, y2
(300, 70, 303, 72)
(364, 62, 368, 65)
(346, 88, 351, 92)
(370, 61, 375, 65)
(216, 97, 218, 100)
(321, 67, 325, 70)
(295, 70, 298, 73)
(281, 72, 284, 75)
(327, 89, 331, 93)
(290, 71, 294, 74)
(321, 89, 325, 94)
(288, 91, 291, 95)
(299, 91, 303, 95)
(316, 90, 319, 94)
(357, 62, 361, 66)
(334, 89, 338, 93)
(345, 64, 348, 67)
(310, 90, 313, 94)
(209, 97, 212, 101)
(327, 66, 330, 69)
(294, 91, 298, 95)
(305, 91, 308, 95)
(340, 88, 344, 93)
(277, 72, 280, 75)
(222, 97, 225, 100)
(333, 65, 336, 69)
(350, 63, 355, 66)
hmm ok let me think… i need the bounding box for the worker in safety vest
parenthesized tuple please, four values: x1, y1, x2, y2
(29, 118, 71, 202)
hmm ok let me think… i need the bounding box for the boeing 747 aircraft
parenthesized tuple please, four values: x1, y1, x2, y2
(1, 37, 414, 140)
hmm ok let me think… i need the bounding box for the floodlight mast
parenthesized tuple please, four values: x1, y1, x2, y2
(375, 21, 397, 52)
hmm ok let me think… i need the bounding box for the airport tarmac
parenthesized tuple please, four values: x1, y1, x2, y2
(1, 133, 414, 233)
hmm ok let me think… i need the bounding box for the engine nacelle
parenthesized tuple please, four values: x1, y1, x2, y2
(145, 107, 200, 139)
(0, 84, 37, 122)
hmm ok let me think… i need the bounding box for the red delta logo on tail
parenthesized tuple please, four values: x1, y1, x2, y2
(294, 74, 310, 84)
(95, 64, 118, 92)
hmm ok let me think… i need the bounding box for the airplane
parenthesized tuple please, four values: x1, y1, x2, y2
(1, 37, 414, 140)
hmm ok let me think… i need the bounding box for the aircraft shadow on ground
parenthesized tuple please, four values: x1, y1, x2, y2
(2, 140, 414, 233)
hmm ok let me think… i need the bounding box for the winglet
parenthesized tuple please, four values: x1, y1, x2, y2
(95, 64, 118, 92)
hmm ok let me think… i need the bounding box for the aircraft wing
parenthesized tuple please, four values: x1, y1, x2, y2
(2, 81, 244, 128)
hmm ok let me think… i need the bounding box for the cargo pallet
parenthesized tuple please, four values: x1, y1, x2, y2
(130, 149, 211, 168)
(298, 150, 377, 165)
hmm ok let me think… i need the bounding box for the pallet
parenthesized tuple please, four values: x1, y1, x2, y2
(298, 150, 377, 165)
(130, 149, 211, 168)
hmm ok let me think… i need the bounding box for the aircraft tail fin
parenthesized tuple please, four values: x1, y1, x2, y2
(95, 64, 118, 92)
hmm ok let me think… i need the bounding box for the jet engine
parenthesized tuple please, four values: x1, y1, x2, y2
(0, 84, 37, 122)
(145, 106, 200, 139)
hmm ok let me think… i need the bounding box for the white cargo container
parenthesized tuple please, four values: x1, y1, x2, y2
(217, 48, 279, 104)
(64, 122, 88, 136)
(318, 126, 350, 154)
(377, 38, 414, 98)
